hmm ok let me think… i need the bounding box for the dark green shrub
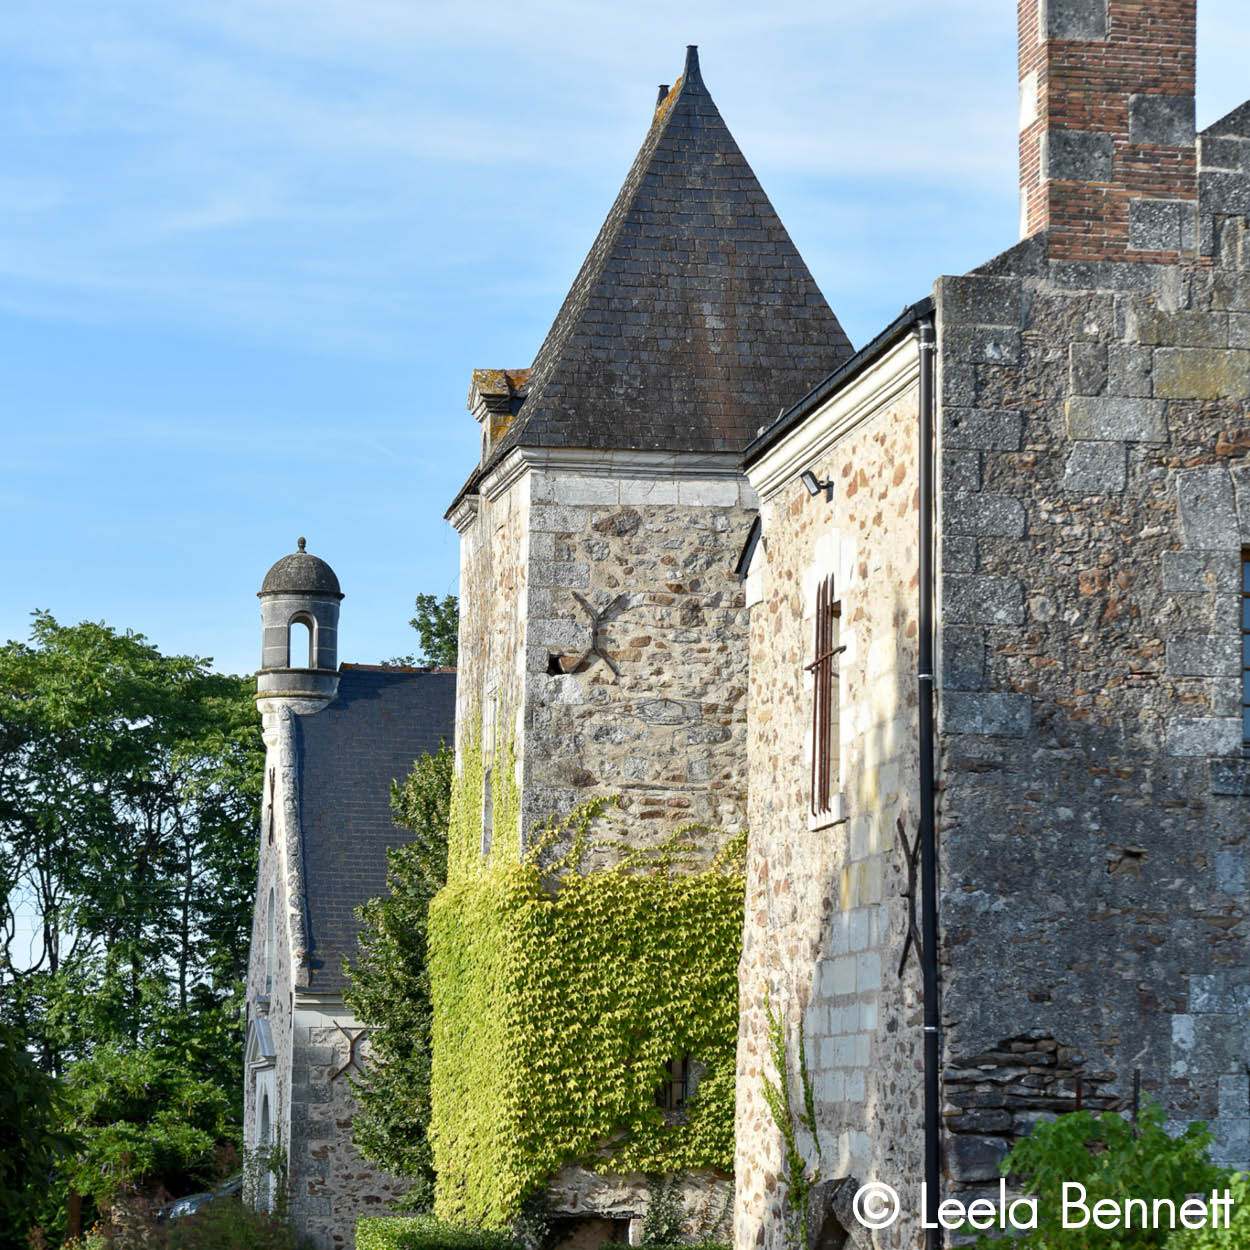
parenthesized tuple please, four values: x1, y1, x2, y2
(970, 1101, 1225, 1249)
(1166, 1171, 1250, 1248)
(356, 1215, 523, 1250)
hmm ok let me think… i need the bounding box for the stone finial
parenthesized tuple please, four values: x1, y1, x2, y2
(297, 536, 307, 552)
(655, 83, 670, 109)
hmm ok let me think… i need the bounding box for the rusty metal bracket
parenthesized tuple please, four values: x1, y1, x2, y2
(566, 591, 630, 676)
(896, 816, 924, 979)
(328, 1021, 368, 1082)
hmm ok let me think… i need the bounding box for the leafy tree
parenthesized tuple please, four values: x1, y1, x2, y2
(0, 1020, 77, 1247)
(344, 744, 454, 1210)
(0, 611, 262, 1076)
(59, 1045, 234, 1212)
(383, 595, 458, 669)
(0, 612, 263, 1240)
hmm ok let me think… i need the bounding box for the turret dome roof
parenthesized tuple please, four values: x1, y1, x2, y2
(259, 538, 343, 598)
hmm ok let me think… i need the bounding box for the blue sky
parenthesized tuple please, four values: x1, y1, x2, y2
(4, 0, 1249, 676)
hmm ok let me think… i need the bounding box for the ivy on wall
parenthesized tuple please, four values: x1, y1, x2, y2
(428, 740, 745, 1228)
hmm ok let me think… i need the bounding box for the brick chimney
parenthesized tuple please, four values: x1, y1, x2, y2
(1019, 0, 1197, 262)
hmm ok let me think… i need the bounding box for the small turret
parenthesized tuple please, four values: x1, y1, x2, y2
(256, 537, 343, 716)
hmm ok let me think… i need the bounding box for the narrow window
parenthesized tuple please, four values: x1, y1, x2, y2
(655, 1056, 689, 1111)
(481, 768, 494, 857)
(1242, 549, 1249, 748)
(807, 575, 842, 817)
(287, 617, 313, 669)
(265, 888, 275, 997)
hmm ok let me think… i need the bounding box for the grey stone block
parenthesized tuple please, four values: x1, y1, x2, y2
(1049, 261, 1163, 293)
(1155, 348, 1250, 400)
(946, 326, 1022, 365)
(948, 1135, 1010, 1183)
(1129, 95, 1196, 147)
(1200, 170, 1250, 216)
(942, 535, 978, 574)
(1200, 135, 1250, 173)
(1064, 441, 1126, 493)
(1070, 341, 1108, 395)
(1129, 307, 1227, 347)
(1176, 467, 1238, 550)
(1166, 717, 1242, 757)
(1216, 851, 1247, 895)
(1130, 199, 1198, 253)
(938, 275, 1022, 328)
(1166, 635, 1240, 677)
(944, 575, 1026, 625)
(941, 450, 982, 494)
(940, 691, 1031, 737)
(1210, 759, 1250, 796)
(1161, 550, 1241, 592)
(1043, 129, 1114, 182)
(942, 361, 977, 406)
(941, 627, 985, 691)
(1042, 0, 1107, 40)
(1107, 344, 1153, 397)
(944, 493, 1027, 538)
(1066, 396, 1166, 442)
(945, 409, 1025, 451)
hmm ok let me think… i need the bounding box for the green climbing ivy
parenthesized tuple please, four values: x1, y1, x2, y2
(762, 995, 821, 1250)
(428, 754, 745, 1229)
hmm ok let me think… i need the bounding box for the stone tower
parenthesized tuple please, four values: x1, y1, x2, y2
(245, 541, 456, 1248)
(447, 46, 854, 856)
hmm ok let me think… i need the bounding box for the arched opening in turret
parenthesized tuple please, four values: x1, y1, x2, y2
(287, 616, 314, 669)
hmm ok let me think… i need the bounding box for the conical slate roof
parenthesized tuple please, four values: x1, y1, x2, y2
(492, 46, 853, 460)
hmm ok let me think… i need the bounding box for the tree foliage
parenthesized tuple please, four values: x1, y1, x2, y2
(344, 744, 454, 1211)
(385, 595, 458, 670)
(0, 611, 263, 1240)
(0, 1020, 77, 1247)
(0, 611, 262, 1074)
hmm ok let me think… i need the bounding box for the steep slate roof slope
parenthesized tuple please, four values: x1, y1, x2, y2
(293, 666, 456, 995)
(491, 46, 853, 462)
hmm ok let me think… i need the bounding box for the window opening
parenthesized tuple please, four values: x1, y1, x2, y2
(806, 575, 843, 816)
(481, 768, 494, 857)
(655, 1056, 689, 1111)
(287, 617, 313, 669)
(265, 887, 275, 997)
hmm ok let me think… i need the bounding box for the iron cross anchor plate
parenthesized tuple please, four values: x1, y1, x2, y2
(328, 1020, 368, 1082)
(567, 591, 630, 676)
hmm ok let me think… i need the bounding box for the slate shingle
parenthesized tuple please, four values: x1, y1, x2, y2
(294, 666, 456, 996)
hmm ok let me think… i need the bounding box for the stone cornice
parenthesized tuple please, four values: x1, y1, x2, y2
(481, 446, 746, 504)
(746, 336, 920, 504)
(447, 494, 480, 534)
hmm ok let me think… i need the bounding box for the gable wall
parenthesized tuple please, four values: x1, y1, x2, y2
(737, 342, 924, 1250)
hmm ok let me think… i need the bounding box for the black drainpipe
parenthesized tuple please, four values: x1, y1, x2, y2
(916, 314, 942, 1247)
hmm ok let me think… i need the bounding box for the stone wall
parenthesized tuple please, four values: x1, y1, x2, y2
(455, 452, 757, 855)
(933, 217, 1250, 1193)
(246, 709, 410, 1250)
(287, 1008, 411, 1249)
(737, 342, 925, 1250)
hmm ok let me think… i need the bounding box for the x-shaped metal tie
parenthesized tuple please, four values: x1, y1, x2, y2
(896, 816, 924, 978)
(328, 1021, 368, 1082)
(566, 592, 630, 676)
